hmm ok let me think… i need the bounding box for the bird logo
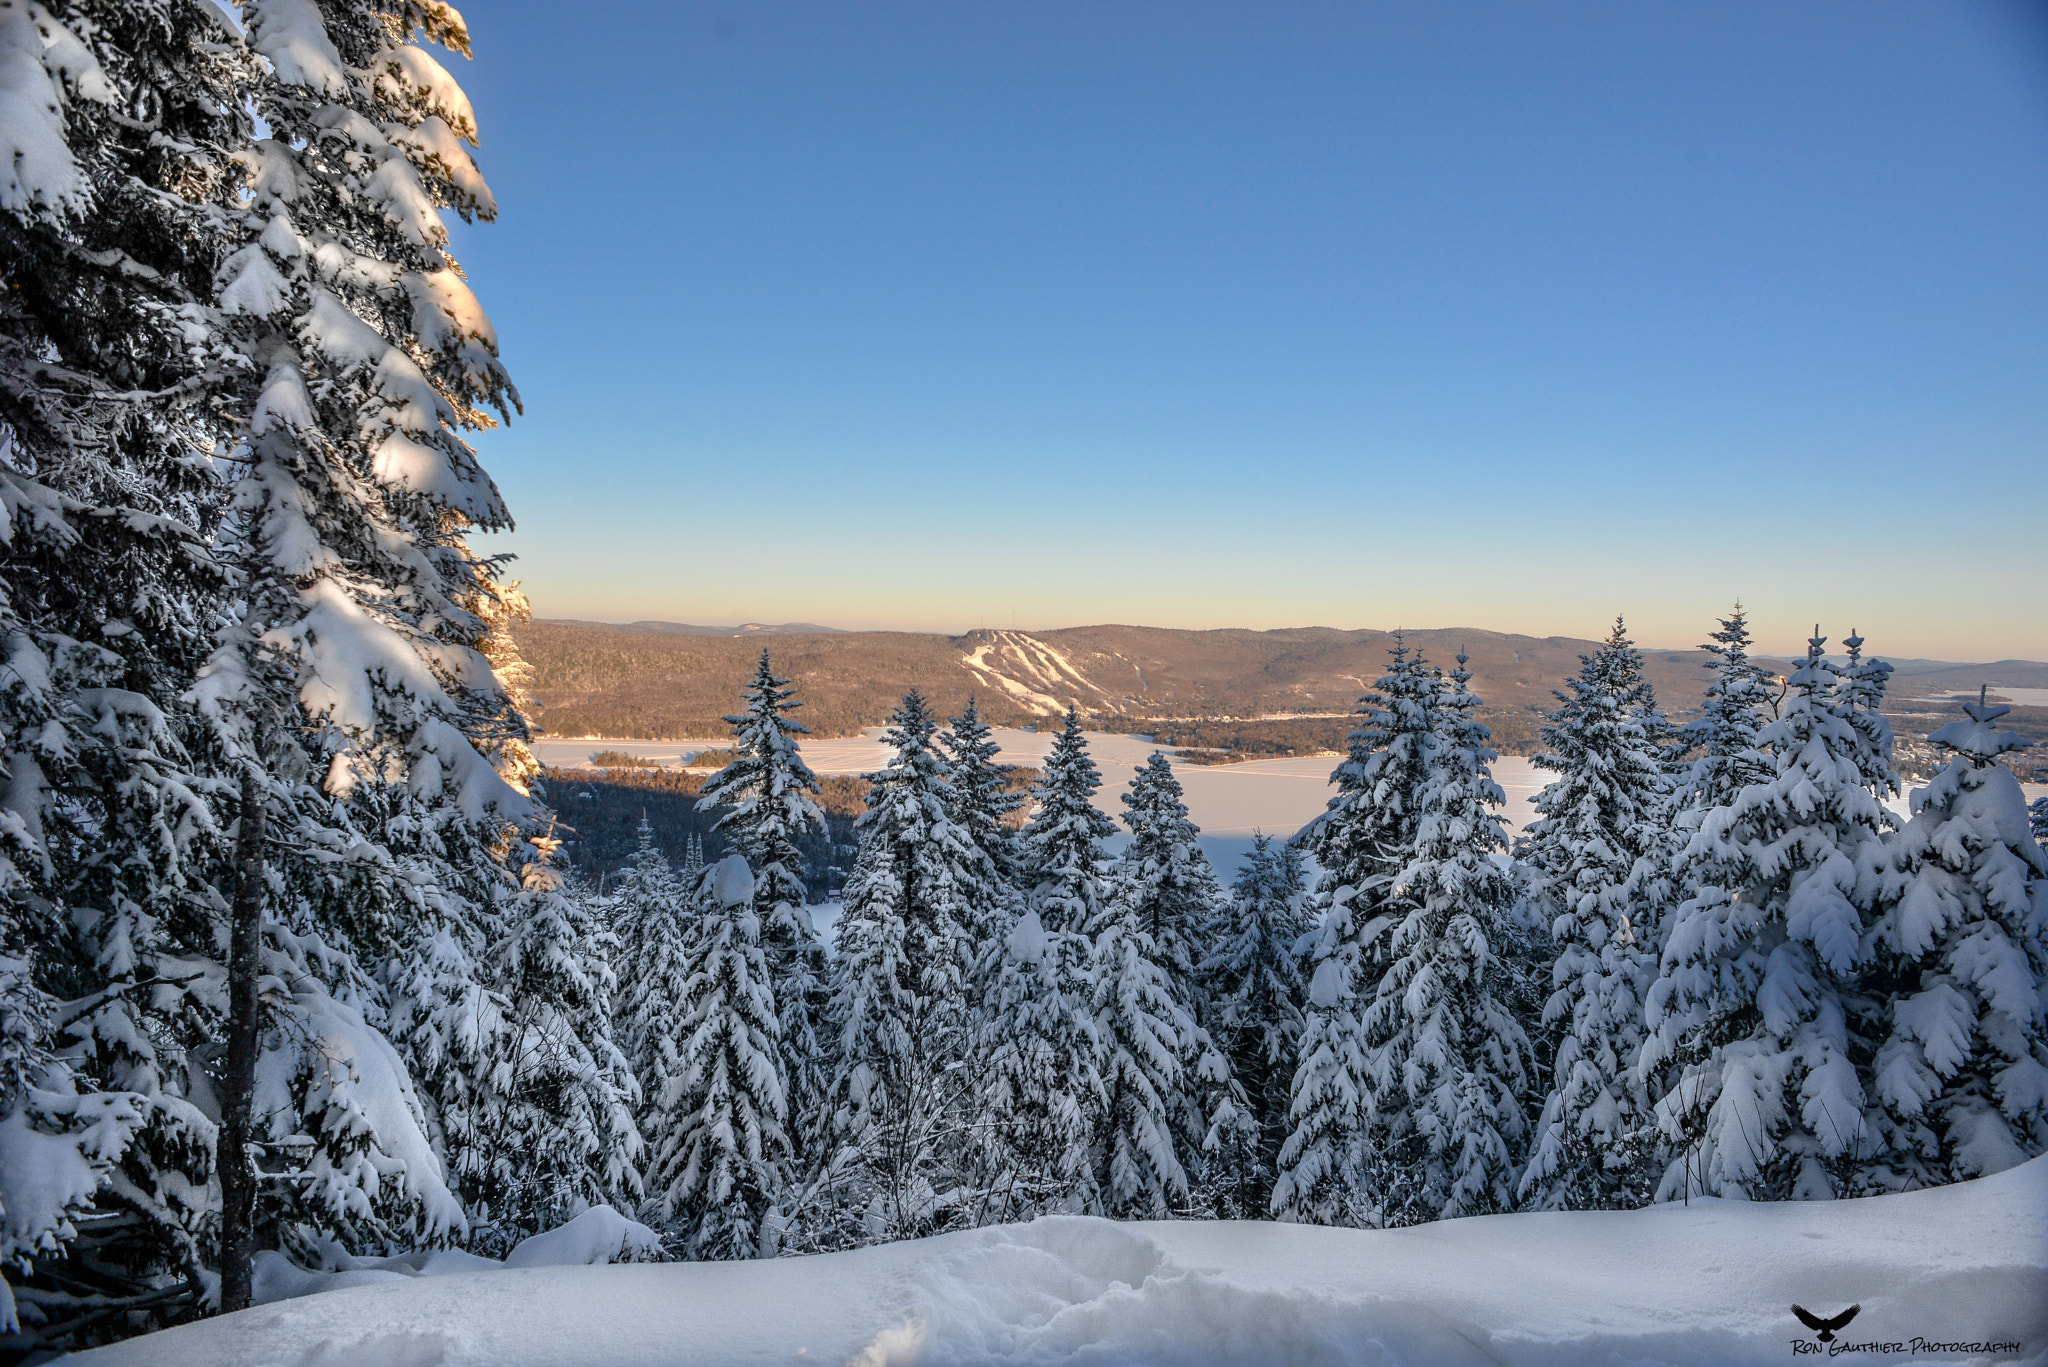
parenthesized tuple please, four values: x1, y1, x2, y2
(1792, 1304, 1861, 1343)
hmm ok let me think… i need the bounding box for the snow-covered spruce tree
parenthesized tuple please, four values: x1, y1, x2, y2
(941, 696, 1030, 1168)
(1856, 701, 2048, 1190)
(1642, 631, 1890, 1201)
(190, 0, 536, 1307)
(974, 907, 1102, 1223)
(647, 855, 792, 1260)
(1113, 753, 1222, 1010)
(0, 0, 254, 1337)
(1627, 605, 1781, 962)
(0, 536, 153, 1339)
(1516, 618, 1674, 1210)
(1096, 752, 1240, 1214)
(472, 834, 642, 1243)
(3, 0, 533, 1329)
(940, 696, 1024, 926)
(0, 949, 148, 1342)
(1838, 629, 1900, 813)
(822, 692, 985, 1241)
(471, 573, 544, 795)
(697, 652, 829, 1155)
(382, 913, 499, 1220)
(1083, 888, 1206, 1219)
(394, 831, 640, 1255)
(1196, 834, 1310, 1216)
(1272, 641, 1438, 1225)
(609, 818, 690, 1142)
(699, 651, 826, 920)
(1338, 654, 1534, 1225)
(1677, 604, 1780, 816)
(1020, 707, 1118, 934)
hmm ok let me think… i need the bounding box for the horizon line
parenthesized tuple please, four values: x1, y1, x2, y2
(526, 618, 2047, 669)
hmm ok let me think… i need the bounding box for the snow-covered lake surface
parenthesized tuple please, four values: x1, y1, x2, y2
(536, 729, 2048, 884)
(75, 1156, 2048, 1367)
(534, 730, 1561, 879)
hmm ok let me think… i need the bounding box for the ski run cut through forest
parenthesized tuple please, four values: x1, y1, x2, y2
(0, 3, 2045, 1365)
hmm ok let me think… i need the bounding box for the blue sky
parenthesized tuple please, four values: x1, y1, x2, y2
(454, 1, 2047, 659)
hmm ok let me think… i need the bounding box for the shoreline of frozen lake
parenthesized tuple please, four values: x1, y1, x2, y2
(531, 729, 2048, 884)
(532, 730, 1569, 879)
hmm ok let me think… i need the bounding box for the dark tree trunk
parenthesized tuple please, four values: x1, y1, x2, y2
(218, 765, 267, 1314)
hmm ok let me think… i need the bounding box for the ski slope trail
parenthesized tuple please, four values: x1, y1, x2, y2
(960, 631, 1125, 716)
(74, 1156, 2048, 1366)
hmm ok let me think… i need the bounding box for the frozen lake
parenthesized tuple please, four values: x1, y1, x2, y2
(533, 729, 1555, 880)
(535, 728, 2045, 885)
(1930, 687, 2048, 708)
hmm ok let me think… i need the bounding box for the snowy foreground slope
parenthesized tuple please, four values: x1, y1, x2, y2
(75, 1159, 2047, 1367)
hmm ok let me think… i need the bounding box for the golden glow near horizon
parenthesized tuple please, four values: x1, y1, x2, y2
(520, 584, 2034, 665)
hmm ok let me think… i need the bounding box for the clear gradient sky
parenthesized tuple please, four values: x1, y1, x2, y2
(453, 1, 2048, 660)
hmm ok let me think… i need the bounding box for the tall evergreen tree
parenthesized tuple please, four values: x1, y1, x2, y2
(1, 0, 534, 1329)
(1083, 896, 1200, 1219)
(647, 855, 791, 1259)
(941, 697, 1024, 894)
(942, 698, 1029, 1134)
(699, 652, 826, 918)
(1273, 642, 1437, 1225)
(823, 692, 984, 1239)
(1345, 654, 1534, 1225)
(610, 818, 690, 1143)
(0, 945, 149, 1340)
(1099, 753, 1240, 1210)
(1517, 619, 1674, 1210)
(394, 835, 641, 1253)
(193, 0, 535, 1306)
(474, 837, 643, 1239)
(1643, 631, 1889, 1201)
(1198, 835, 1310, 1216)
(1857, 701, 2048, 1189)
(0, 0, 248, 1333)
(975, 908, 1101, 1223)
(1626, 605, 1781, 964)
(1677, 604, 1780, 815)
(1, 1, 576, 1343)
(1020, 708, 1118, 934)
(1838, 629, 1900, 813)
(1113, 754, 1222, 1003)
(698, 653, 828, 1151)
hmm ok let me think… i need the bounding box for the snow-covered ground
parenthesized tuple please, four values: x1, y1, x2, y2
(534, 731, 1567, 879)
(74, 1156, 2048, 1367)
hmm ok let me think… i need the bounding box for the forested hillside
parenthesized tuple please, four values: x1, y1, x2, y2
(518, 620, 2048, 759)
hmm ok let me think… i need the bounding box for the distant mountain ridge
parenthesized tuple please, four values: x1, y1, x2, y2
(538, 619, 845, 637)
(515, 620, 2048, 754)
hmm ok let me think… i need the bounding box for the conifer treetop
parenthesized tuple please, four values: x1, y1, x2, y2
(1302, 639, 1440, 894)
(1929, 700, 2029, 765)
(698, 651, 823, 904)
(1021, 707, 1118, 931)
(1520, 617, 1672, 896)
(1675, 602, 1779, 813)
(941, 696, 1024, 883)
